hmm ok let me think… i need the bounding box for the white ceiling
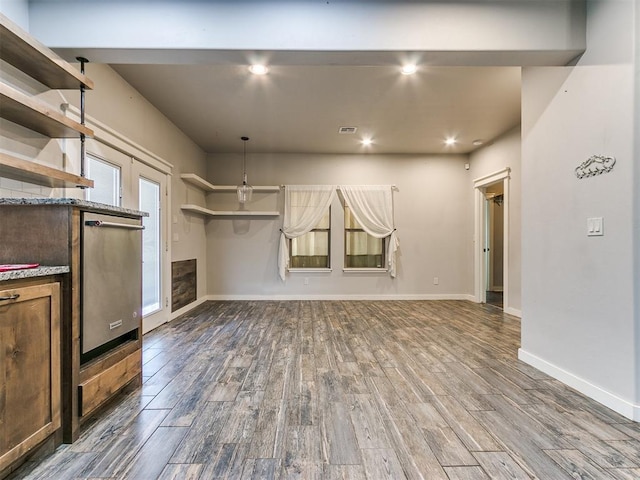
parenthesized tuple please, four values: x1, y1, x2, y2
(110, 62, 522, 155)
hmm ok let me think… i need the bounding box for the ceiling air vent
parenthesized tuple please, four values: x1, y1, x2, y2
(338, 126, 358, 134)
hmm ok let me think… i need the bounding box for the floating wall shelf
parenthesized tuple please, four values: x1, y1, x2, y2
(180, 173, 280, 192)
(181, 204, 280, 217)
(180, 173, 281, 218)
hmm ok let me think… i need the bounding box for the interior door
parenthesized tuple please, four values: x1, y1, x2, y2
(132, 161, 169, 333)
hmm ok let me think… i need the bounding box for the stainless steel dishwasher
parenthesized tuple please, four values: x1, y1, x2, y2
(82, 211, 144, 360)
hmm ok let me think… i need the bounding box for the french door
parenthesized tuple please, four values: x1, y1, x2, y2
(86, 140, 170, 333)
(132, 162, 169, 333)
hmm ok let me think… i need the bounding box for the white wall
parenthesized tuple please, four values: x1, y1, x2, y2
(470, 126, 522, 314)
(201, 153, 474, 299)
(0, 0, 28, 29)
(520, 0, 638, 418)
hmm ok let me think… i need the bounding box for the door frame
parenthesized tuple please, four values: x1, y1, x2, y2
(473, 167, 510, 308)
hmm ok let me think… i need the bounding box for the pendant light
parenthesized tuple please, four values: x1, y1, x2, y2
(237, 136, 253, 204)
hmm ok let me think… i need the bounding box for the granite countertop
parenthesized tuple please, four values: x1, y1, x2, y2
(0, 198, 148, 217)
(0, 266, 70, 282)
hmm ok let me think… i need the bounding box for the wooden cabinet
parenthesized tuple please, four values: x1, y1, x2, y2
(0, 202, 144, 444)
(0, 282, 61, 473)
(0, 13, 94, 189)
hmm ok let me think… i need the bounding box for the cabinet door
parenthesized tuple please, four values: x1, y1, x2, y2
(0, 282, 60, 471)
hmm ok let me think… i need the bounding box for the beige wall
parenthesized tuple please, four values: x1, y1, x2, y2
(469, 126, 522, 314)
(202, 153, 475, 299)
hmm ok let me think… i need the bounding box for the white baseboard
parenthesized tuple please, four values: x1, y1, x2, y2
(206, 293, 477, 301)
(504, 307, 522, 318)
(170, 296, 210, 321)
(518, 348, 640, 421)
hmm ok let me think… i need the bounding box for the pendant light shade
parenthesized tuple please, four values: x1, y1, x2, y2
(237, 136, 253, 204)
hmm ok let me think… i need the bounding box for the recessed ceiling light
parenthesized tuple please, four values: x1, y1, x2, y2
(361, 138, 373, 146)
(249, 64, 268, 75)
(472, 139, 484, 146)
(444, 137, 457, 146)
(401, 64, 417, 75)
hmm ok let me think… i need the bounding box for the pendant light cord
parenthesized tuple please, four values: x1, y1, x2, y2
(242, 136, 249, 185)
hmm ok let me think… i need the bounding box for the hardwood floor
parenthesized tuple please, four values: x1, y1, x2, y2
(9, 300, 640, 479)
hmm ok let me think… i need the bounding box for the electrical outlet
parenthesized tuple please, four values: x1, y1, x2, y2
(304, 277, 309, 285)
(433, 277, 439, 285)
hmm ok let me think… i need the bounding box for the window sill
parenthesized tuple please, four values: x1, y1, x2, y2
(288, 268, 332, 273)
(343, 268, 388, 274)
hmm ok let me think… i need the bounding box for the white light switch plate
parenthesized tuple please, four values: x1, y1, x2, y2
(587, 217, 604, 236)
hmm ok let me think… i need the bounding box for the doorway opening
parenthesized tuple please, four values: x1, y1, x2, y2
(484, 183, 504, 308)
(474, 168, 510, 311)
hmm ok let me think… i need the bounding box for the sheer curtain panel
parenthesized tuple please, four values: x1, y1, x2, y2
(339, 185, 399, 277)
(278, 185, 337, 280)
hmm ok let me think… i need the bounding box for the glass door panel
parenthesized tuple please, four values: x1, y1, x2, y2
(139, 177, 161, 316)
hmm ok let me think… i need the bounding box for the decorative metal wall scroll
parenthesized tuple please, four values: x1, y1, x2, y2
(575, 155, 616, 179)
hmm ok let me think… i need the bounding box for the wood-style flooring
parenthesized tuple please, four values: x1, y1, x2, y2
(9, 300, 640, 479)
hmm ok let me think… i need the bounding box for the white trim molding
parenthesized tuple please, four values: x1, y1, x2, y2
(205, 293, 476, 301)
(170, 296, 210, 322)
(473, 167, 511, 311)
(473, 167, 511, 188)
(504, 307, 522, 318)
(518, 348, 640, 421)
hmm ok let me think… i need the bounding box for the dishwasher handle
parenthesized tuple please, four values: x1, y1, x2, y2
(85, 220, 145, 230)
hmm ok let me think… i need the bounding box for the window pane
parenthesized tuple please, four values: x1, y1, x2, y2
(289, 191, 331, 228)
(140, 178, 161, 316)
(344, 206, 361, 229)
(86, 155, 120, 206)
(345, 232, 384, 268)
(291, 231, 329, 268)
(344, 206, 385, 268)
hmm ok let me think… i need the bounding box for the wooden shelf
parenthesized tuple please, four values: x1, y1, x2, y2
(180, 173, 280, 192)
(0, 14, 93, 90)
(0, 152, 94, 188)
(0, 82, 94, 138)
(180, 173, 215, 190)
(181, 204, 280, 217)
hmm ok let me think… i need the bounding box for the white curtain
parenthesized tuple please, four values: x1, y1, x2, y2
(339, 185, 399, 277)
(278, 185, 336, 280)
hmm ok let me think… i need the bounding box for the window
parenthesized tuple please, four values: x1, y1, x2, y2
(344, 206, 385, 268)
(85, 155, 121, 206)
(290, 208, 330, 268)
